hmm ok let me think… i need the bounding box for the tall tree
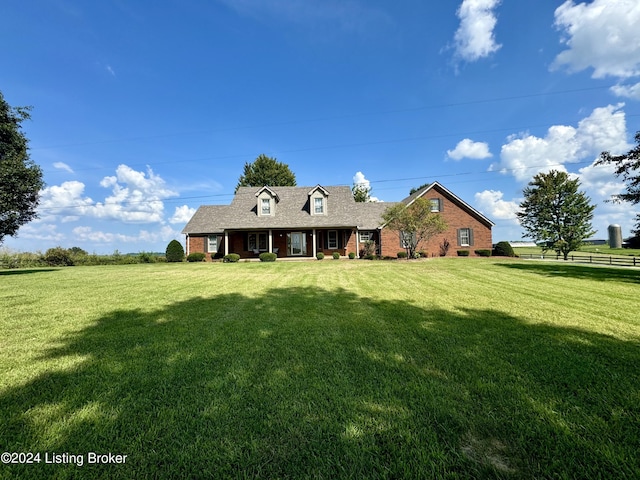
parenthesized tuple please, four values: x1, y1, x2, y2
(352, 183, 371, 202)
(0, 91, 44, 244)
(382, 197, 448, 258)
(236, 154, 296, 191)
(597, 131, 640, 235)
(517, 170, 595, 260)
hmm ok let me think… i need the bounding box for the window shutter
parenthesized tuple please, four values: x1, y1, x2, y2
(469, 228, 474, 246)
(438, 198, 444, 212)
(456, 229, 462, 246)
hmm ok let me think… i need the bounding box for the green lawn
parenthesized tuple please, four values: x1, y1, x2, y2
(1, 259, 639, 479)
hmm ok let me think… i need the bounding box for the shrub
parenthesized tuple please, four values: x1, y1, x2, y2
(223, 253, 240, 263)
(138, 251, 156, 263)
(316, 252, 325, 260)
(165, 240, 185, 262)
(474, 249, 492, 257)
(493, 241, 516, 257)
(348, 252, 356, 259)
(457, 250, 470, 256)
(418, 251, 428, 258)
(44, 247, 74, 266)
(360, 240, 376, 258)
(364, 254, 376, 260)
(259, 252, 277, 262)
(397, 251, 408, 259)
(332, 252, 340, 260)
(187, 252, 206, 262)
(439, 239, 451, 256)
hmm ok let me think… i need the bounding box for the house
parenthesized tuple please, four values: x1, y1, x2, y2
(181, 182, 494, 259)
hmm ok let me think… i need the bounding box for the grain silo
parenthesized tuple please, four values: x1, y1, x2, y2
(608, 224, 622, 248)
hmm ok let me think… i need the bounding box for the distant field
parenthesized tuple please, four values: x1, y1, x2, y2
(1, 259, 638, 478)
(513, 244, 640, 257)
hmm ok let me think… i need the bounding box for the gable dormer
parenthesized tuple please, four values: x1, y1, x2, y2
(255, 186, 279, 217)
(308, 185, 329, 216)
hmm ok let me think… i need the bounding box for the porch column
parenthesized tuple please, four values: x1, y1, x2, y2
(269, 229, 273, 252)
(224, 231, 229, 256)
(312, 229, 317, 256)
(185, 234, 190, 256)
(355, 229, 359, 258)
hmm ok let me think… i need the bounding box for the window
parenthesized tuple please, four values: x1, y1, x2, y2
(328, 230, 338, 249)
(261, 198, 271, 215)
(248, 233, 268, 251)
(207, 235, 219, 253)
(400, 231, 416, 249)
(359, 231, 372, 242)
(430, 198, 442, 212)
(457, 228, 473, 247)
(314, 197, 324, 214)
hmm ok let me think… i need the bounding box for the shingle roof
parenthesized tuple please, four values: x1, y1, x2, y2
(181, 182, 494, 234)
(182, 186, 395, 234)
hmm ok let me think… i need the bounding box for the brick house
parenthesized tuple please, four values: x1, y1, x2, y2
(181, 182, 493, 259)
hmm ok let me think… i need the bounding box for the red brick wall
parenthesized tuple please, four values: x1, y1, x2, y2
(379, 187, 492, 258)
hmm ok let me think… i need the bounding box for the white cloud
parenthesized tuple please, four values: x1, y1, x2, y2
(453, 0, 502, 62)
(72, 225, 179, 245)
(447, 138, 492, 160)
(492, 104, 629, 182)
(38, 181, 94, 219)
(92, 165, 178, 224)
(53, 162, 74, 173)
(552, 0, 640, 79)
(474, 190, 519, 221)
(37, 165, 178, 225)
(353, 171, 370, 188)
(352, 171, 380, 202)
(611, 81, 640, 100)
(169, 205, 196, 224)
(18, 223, 66, 242)
(577, 160, 625, 198)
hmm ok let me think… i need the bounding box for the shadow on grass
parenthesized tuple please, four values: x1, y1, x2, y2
(496, 260, 640, 284)
(0, 268, 59, 276)
(1, 287, 639, 478)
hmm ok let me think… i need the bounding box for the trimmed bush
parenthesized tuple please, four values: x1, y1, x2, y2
(397, 251, 408, 259)
(165, 240, 185, 262)
(474, 249, 492, 257)
(418, 251, 428, 258)
(223, 253, 240, 263)
(259, 252, 277, 262)
(348, 252, 356, 259)
(332, 252, 340, 260)
(457, 250, 470, 256)
(493, 241, 516, 257)
(316, 252, 325, 260)
(187, 252, 206, 262)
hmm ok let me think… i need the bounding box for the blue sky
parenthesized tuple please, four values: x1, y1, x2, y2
(2, 0, 640, 254)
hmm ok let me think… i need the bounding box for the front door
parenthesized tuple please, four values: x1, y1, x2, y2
(289, 232, 305, 256)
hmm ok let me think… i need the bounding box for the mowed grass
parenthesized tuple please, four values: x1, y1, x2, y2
(1, 259, 639, 479)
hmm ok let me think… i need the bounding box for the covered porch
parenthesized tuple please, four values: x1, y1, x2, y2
(223, 228, 358, 259)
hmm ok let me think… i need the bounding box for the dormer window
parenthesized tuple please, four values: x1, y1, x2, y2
(261, 198, 271, 215)
(308, 185, 329, 216)
(255, 186, 279, 217)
